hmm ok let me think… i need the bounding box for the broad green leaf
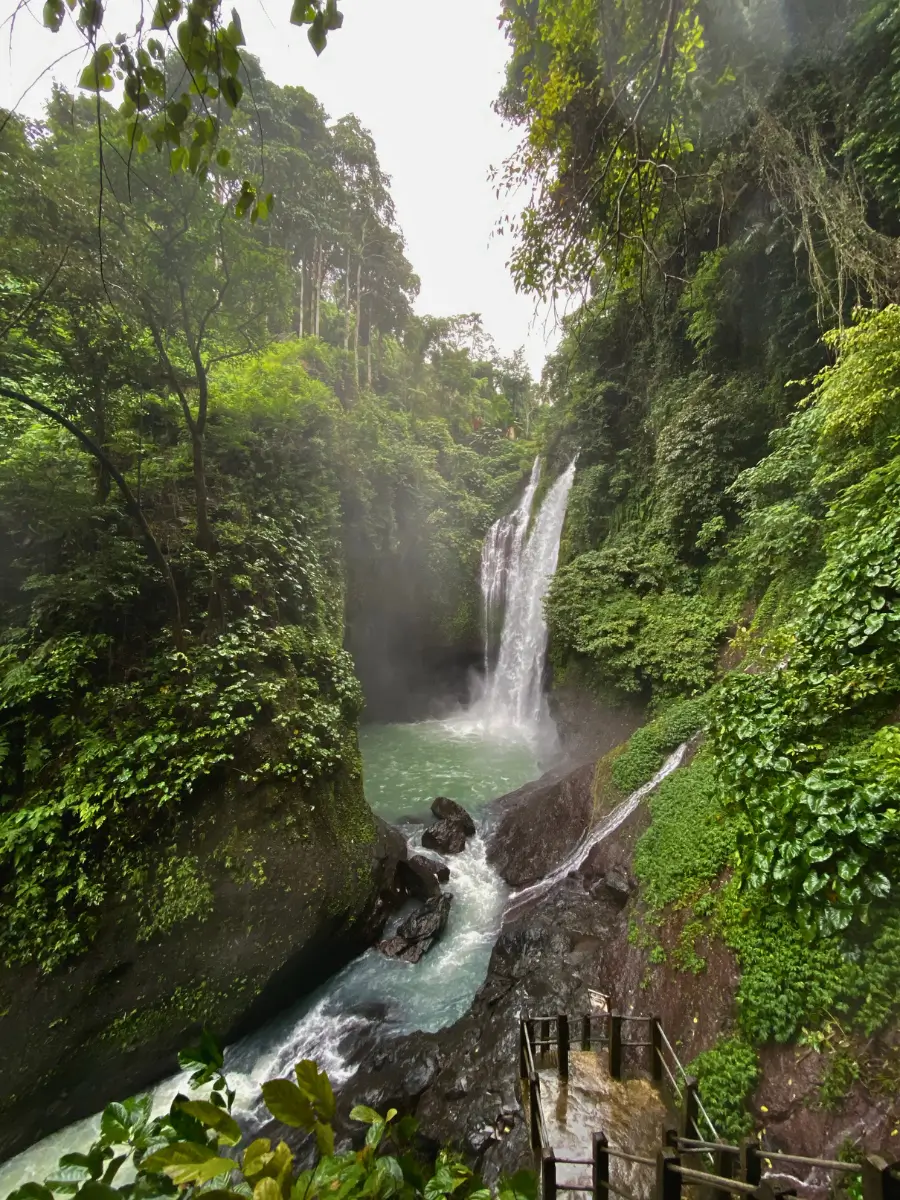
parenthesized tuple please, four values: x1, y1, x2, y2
(313, 1121, 334, 1158)
(142, 1142, 235, 1186)
(175, 1100, 241, 1146)
(242, 1139, 273, 1178)
(42, 0, 65, 30)
(260, 1079, 313, 1128)
(75, 1185, 121, 1200)
(289, 0, 315, 26)
(8, 1185, 55, 1200)
(178, 1028, 224, 1077)
(295, 1061, 335, 1122)
(252, 1180, 281, 1200)
(349, 1105, 381, 1126)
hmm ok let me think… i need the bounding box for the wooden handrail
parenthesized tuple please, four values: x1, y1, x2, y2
(518, 1010, 898, 1200)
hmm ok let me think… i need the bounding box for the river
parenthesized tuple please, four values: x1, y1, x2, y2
(0, 457, 577, 1189)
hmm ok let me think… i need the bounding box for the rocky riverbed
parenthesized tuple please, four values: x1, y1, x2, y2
(266, 755, 899, 1186)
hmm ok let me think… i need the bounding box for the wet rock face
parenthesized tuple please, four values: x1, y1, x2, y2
(397, 854, 444, 901)
(347, 873, 629, 1183)
(431, 797, 476, 836)
(378, 894, 453, 963)
(0, 762, 399, 1163)
(422, 820, 468, 855)
(485, 762, 596, 888)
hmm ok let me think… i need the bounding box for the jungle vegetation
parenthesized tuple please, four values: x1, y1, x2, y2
(0, 57, 536, 972)
(498, 0, 900, 1136)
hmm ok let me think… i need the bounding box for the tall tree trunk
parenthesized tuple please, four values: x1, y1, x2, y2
(94, 389, 111, 501)
(367, 326, 373, 389)
(301, 258, 309, 338)
(353, 257, 362, 388)
(343, 246, 351, 351)
(314, 238, 321, 338)
(189, 358, 214, 556)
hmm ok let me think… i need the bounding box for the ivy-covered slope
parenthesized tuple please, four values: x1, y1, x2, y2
(501, 0, 900, 1144)
(0, 332, 528, 1154)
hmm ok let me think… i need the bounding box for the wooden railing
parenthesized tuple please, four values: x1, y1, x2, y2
(518, 1014, 900, 1200)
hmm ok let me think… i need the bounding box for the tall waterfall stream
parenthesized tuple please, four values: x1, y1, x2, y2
(0, 457, 683, 1186)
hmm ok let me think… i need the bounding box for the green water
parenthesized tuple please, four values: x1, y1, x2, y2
(359, 717, 541, 823)
(0, 719, 543, 1192)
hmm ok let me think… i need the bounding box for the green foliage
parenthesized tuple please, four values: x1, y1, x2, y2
(689, 1037, 760, 1143)
(0, 65, 536, 971)
(547, 543, 728, 700)
(137, 856, 214, 943)
(714, 879, 856, 1043)
(611, 697, 707, 794)
(34, 0, 341, 221)
(712, 461, 900, 933)
(8, 1034, 535, 1200)
(633, 753, 737, 911)
(854, 913, 900, 1035)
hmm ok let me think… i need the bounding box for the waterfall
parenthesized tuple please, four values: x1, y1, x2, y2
(480, 458, 541, 676)
(502, 743, 688, 921)
(479, 457, 577, 729)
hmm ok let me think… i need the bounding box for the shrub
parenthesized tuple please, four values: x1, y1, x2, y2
(7, 1032, 536, 1200)
(690, 1037, 760, 1143)
(634, 754, 738, 911)
(611, 696, 708, 794)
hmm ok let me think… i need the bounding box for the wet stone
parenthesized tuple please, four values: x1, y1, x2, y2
(431, 796, 476, 836)
(397, 854, 443, 901)
(422, 819, 468, 855)
(377, 893, 453, 963)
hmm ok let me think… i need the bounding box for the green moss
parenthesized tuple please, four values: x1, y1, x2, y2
(137, 854, 214, 943)
(103, 976, 249, 1050)
(633, 752, 737, 910)
(611, 695, 708, 795)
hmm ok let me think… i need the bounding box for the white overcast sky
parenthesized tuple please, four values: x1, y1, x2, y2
(1, 0, 562, 376)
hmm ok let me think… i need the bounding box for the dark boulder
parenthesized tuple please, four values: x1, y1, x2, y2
(397, 853, 443, 901)
(378, 893, 453, 963)
(378, 935, 434, 964)
(432, 858, 451, 883)
(431, 797, 476, 836)
(485, 762, 596, 888)
(422, 819, 468, 855)
(398, 893, 452, 942)
(0, 760, 399, 1163)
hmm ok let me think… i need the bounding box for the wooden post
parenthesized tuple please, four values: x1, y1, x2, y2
(540, 1018, 551, 1055)
(582, 1014, 592, 1051)
(558, 1014, 570, 1081)
(529, 1076, 541, 1151)
(740, 1141, 762, 1187)
(713, 1147, 736, 1194)
(608, 1014, 623, 1080)
(656, 1147, 682, 1200)
(542, 1146, 557, 1200)
(678, 1075, 699, 1139)
(519, 1018, 527, 1081)
(702, 1147, 736, 1200)
(863, 1155, 900, 1200)
(592, 1132, 609, 1200)
(651, 1017, 663, 1082)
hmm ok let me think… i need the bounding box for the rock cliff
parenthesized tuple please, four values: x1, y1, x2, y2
(0, 749, 402, 1162)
